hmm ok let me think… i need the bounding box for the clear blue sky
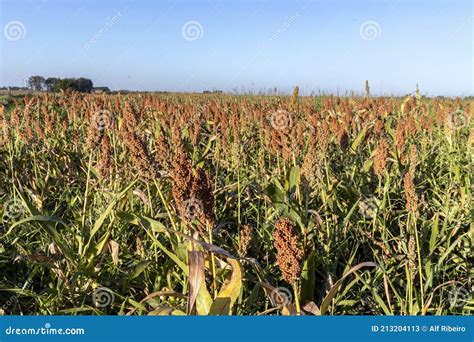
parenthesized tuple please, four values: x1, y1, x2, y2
(1, 0, 472, 96)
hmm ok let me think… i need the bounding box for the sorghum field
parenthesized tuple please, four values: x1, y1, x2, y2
(0, 91, 472, 315)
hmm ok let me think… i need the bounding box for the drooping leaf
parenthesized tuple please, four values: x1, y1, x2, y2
(187, 251, 205, 315)
(302, 301, 321, 315)
(195, 282, 213, 315)
(209, 258, 242, 315)
(116, 211, 167, 233)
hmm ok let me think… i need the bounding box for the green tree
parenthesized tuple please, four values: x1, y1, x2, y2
(76, 78, 93, 93)
(45, 77, 59, 92)
(27, 75, 45, 91)
(56, 78, 78, 92)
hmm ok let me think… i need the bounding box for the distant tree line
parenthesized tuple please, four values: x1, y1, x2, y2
(27, 75, 94, 93)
